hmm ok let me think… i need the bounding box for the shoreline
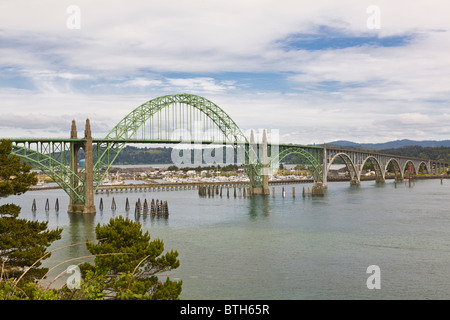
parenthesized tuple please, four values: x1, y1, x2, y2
(30, 174, 450, 191)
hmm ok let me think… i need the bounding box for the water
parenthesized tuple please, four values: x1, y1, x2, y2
(2, 178, 450, 299)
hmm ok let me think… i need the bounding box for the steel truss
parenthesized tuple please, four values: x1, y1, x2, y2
(93, 93, 262, 191)
(272, 146, 324, 182)
(11, 141, 85, 202)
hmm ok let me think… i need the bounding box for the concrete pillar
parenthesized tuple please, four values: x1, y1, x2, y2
(68, 120, 84, 213)
(83, 119, 96, 214)
(68, 119, 96, 214)
(312, 182, 325, 196)
(376, 176, 386, 183)
(249, 129, 270, 195)
(262, 129, 269, 194)
(322, 144, 328, 189)
(249, 130, 255, 184)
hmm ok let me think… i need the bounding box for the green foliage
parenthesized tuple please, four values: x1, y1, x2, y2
(0, 215, 62, 280)
(109, 146, 174, 165)
(0, 139, 62, 282)
(0, 139, 37, 197)
(380, 145, 450, 162)
(0, 278, 59, 300)
(64, 216, 182, 300)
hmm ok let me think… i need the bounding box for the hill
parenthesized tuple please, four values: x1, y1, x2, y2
(327, 139, 450, 149)
(325, 139, 450, 162)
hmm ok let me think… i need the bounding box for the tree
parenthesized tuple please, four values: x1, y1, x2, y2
(167, 165, 179, 171)
(0, 139, 62, 282)
(64, 216, 182, 300)
(0, 139, 38, 197)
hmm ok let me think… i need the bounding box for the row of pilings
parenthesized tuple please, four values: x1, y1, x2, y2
(198, 185, 319, 198)
(99, 197, 168, 216)
(31, 198, 59, 212)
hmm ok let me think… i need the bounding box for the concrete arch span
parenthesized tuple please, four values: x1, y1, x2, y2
(417, 161, 429, 174)
(327, 152, 358, 184)
(385, 158, 403, 181)
(402, 160, 417, 175)
(360, 156, 385, 183)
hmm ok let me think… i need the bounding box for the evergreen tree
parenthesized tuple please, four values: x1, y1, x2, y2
(67, 216, 182, 300)
(0, 139, 62, 282)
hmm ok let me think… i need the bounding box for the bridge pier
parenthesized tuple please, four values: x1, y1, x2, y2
(311, 182, 325, 196)
(67, 119, 96, 214)
(248, 129, 270, 196)
(376, 176, 386, 183)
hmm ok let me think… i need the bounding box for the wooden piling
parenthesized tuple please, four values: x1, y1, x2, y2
(163, 201, 169, 215)
(143, 199, 148, 213)
(111, 197, 117, 210)
(151, 199, 156, 214)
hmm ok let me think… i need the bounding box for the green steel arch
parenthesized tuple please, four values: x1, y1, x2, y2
(11, 145, 85, 203)
(270, 147, 323, 182)
(94, 93, 262, 189)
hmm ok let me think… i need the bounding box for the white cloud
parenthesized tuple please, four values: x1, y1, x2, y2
(115, 78, 163, 88)
(0, 1, 450, 142)
(165, 77, 236, 93)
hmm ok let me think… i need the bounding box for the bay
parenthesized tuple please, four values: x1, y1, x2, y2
(2, 178, 450, 299)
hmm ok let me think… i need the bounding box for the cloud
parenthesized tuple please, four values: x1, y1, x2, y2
(114, 78, 163, 88)
(165, 77, 236, 93)
(1, 1, 450, 143)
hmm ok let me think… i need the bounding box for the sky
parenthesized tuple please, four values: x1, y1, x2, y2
(1, 0, 450, 144)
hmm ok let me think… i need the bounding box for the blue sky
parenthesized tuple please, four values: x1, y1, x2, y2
(0, 0, 450, 144)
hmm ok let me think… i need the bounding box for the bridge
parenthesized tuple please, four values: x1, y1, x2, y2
(6, 93, 450, 214)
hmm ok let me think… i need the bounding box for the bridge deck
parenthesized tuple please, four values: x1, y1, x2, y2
(9, 137, 449, 165)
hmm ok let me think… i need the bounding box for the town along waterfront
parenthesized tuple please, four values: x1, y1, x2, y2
(2, 178, 450, 299)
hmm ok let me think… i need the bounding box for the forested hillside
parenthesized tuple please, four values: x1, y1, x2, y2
(112, 146, 173, 164)
(41, 144, 450, 166)
(380, 146, 450, 162)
